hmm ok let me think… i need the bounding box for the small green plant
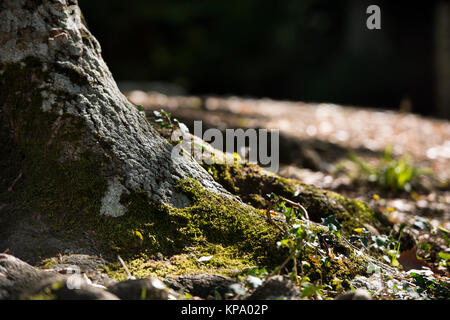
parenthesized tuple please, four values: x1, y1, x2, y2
(367, 224, 406, 267)
(438, 252, 450, 268)
(266, 193, 318, 284)
(409, 271, 450, 299)
(299, 277, 328, 299)
(140, 287, 147, 300)
(349, 228, 370, 249)
(321, 215, 342, 239)
(152, 109, 188, 133)
(439, 227, 450, 247)
(347, 145, 432, 192)
(246, 266, 269, 278)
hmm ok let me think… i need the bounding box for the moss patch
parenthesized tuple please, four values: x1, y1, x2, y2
(202, 162, 391, 236)
(99, 178, 285, 279)
(0, 57, 111, 247)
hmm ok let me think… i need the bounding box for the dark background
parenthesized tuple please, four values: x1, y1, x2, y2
(78, 0, 448, 118)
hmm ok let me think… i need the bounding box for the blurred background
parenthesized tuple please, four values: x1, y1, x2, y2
(78, 0, 450, 119)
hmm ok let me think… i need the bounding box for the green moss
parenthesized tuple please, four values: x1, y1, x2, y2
(303, 224, 368, 284)
(98, 178, 285, 278)
(203, 162, 296, 208)
(0, 58, 110, 246)
(105, 244, 254, 280)
(23, 281, 64, 300)
(202, 162, 389, 236)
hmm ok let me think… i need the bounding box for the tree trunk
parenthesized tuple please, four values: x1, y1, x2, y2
(0, 0, 228, 210)
(0, 0, 251, 262)
(0, 1, 388, 283)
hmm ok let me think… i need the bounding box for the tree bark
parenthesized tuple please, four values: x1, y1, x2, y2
(0, 0, 228, 216)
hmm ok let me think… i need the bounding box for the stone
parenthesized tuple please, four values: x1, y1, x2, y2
(0, 253, 56, 299)
(335, 288, 372, 300)
(165, 274, 238, 298)
(246, 275, 300, 300)
(107, 278, 180, 300)
(0, 253, 118, 300)
(22, 275, 120, 300)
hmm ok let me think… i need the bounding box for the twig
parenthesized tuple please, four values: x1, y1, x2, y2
(270, 239, 304, 277)
(118, 255, 135, 280)
(7, 171, 22, 192)
(265, 210, 288, 235)
(279, 196, 310, 226)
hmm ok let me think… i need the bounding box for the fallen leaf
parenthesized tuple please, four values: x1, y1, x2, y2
(398, 246, 429, 271)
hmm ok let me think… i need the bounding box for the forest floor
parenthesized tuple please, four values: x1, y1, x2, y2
(124, 89, 450, 299)
(127, 90, 449, 229)
(3, 90, 449, 300)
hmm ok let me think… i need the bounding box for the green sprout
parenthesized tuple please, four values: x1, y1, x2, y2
(347, 145, 432, 192)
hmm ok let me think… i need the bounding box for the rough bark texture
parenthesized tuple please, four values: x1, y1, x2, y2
(0, 0, 228, 215)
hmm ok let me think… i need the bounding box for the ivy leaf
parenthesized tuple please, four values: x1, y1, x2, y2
(438, 252, 450, 262)
(321, 215, 342, 232)
(413, 216, 432, 231)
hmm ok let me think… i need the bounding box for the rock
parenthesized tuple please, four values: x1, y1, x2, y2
(0, 276, 14, 300)
(335, 289, 372, 300)
(165, 274, 238, 298)
(43, 254, 106, 273)
(21, 275, 120, 300)
(351, 274, 384, 293)
(246, 275, 300, 300)
(107, 278, 180, 300)
(0, 254, 119, 300)
(42, 254, 117, 287)
(0, 254, 56, 299)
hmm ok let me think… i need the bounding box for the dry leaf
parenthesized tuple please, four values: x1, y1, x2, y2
(398, 246, 428, 271)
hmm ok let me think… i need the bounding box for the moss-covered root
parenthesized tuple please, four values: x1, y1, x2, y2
(103, 179, 370, 286)
(203, 162, 392, 236)
(95, 178, 285, 279)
